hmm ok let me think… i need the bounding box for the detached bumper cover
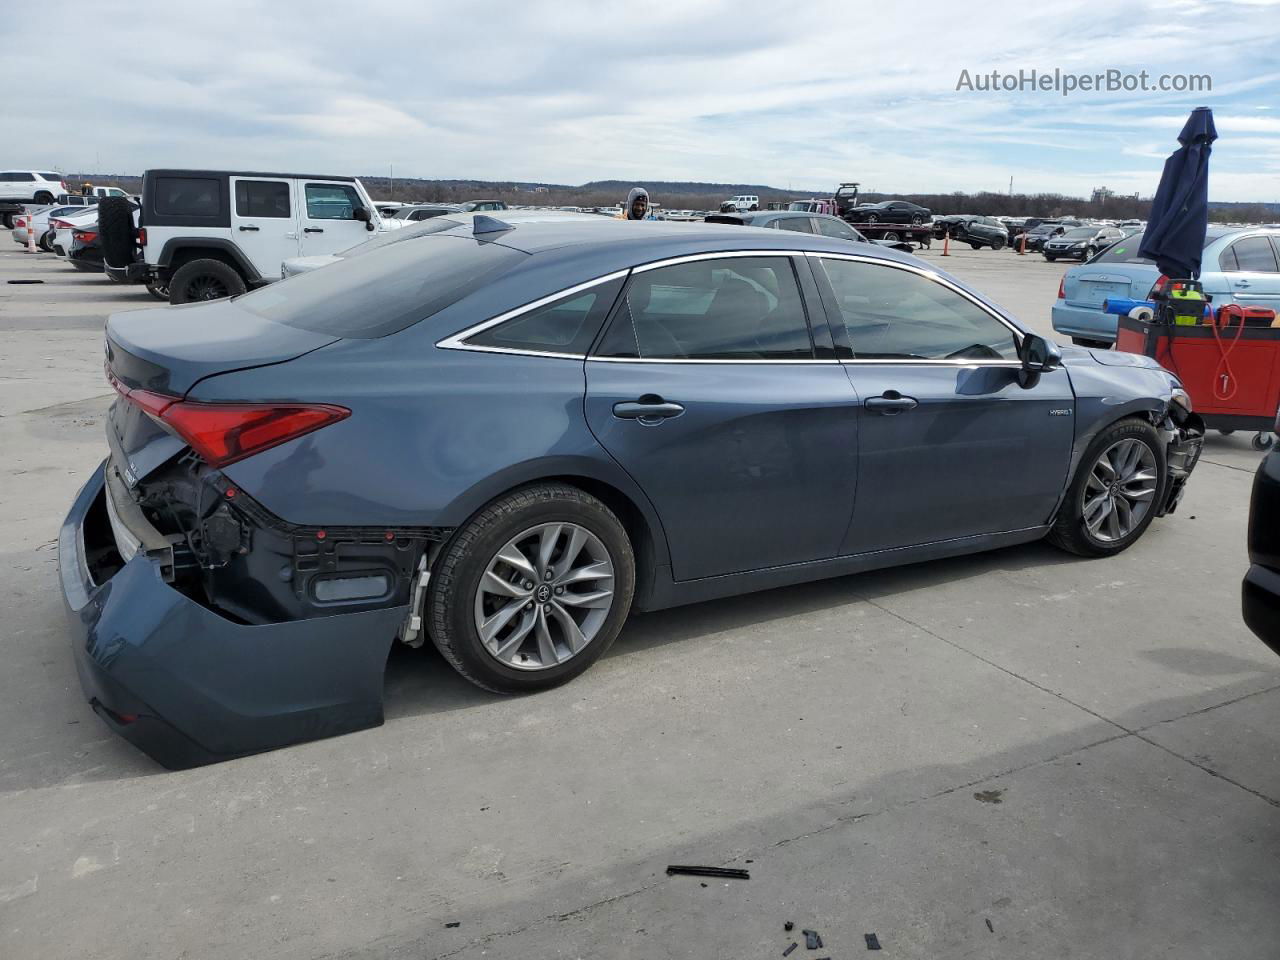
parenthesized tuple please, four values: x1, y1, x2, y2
(1157, 412, 1204, 517)
(58, 461, 406, 768)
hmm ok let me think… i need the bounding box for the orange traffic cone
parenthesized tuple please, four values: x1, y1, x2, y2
(1018, 231, 1026, 256)
(941, 229, 950, 257)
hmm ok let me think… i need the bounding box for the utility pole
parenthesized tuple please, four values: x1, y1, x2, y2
(390, 163, 394, 199)
(1009, 175, 1013, 195)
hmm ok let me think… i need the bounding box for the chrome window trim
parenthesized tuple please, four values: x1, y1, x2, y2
(588, 357, 840, 365)
(631, 249, 803, 272)
(804, 250, 1028, 361)
(436, 269, 631, 356)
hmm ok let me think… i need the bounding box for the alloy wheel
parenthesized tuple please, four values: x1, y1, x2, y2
(473, 521, 615, 670)
(1082, 438, 1158, 542)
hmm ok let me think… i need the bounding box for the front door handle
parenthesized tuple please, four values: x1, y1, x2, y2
(865, 392, 919, 415)
(1234, 280, 1251, 288)
(238, 225, 259, 232)
(304, 227, 324, 234)
(613, 399, 685, 422)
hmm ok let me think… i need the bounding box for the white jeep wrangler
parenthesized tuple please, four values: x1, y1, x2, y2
(100, 169, 400, 303)
(721, 194, 760, 213)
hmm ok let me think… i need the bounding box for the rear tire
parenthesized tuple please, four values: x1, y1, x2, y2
(38, 231, 53, 252)
(882, 230, 901, 241)
(168, 258, 247, 304)
(1048, 419, 1167, 557)
(34, 191, 53, 205)
(145, 281, 169, 301)
(426, 483, 635, 694)
(969, 241, 982, 249)
(98, 197, 137, 270)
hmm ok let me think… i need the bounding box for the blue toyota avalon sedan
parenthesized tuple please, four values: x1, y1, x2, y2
(61, 217, 1204, 766)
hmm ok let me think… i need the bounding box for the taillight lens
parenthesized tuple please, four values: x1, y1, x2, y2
(1057, 275, 1066, 299)
(51, 219, 71, 228)
(1148, 274, 1169, 299)
(111, 377, 349, 466)
(75, 230, 98, 244)
(15, 217, 25, 228)
(137, 227, 147, 247)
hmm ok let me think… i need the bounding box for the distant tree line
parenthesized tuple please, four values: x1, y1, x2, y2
(65, 173, 1277, 224)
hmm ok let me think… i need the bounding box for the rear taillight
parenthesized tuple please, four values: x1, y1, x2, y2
(14, 217, 25, 228)
(1057, 275, 1066, 299)
(1148, 274, 1169, 299)
(51, 219, 71, 229)
(75, 230, 98, 244)
(137, 227, 147, 247)
(110, 375, 348, 467)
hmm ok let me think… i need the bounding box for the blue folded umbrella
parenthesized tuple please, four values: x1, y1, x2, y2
(1138, 107, 1217, 280)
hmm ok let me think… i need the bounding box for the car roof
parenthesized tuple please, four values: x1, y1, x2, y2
(143, 168, 357, 182)
(429, 216, 922, 269)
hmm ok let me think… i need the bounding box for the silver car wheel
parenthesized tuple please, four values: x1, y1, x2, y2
(473, 522, 615, 671)
(1082, 438, 1158, 543)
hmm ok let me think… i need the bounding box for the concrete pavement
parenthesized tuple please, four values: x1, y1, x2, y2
(1, 244, 1277, 960)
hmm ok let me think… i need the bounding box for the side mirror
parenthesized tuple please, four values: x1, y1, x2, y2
(1019, 334, 1062, 387)
(353, 207, 374, 230)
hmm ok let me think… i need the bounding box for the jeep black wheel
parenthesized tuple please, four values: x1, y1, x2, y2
(98, 197, 137, 270)
(169, 258, 247, 304)
(145, 281, 169, 301)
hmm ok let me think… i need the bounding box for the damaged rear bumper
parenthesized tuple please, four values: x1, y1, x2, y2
(58, 461, 407, 768)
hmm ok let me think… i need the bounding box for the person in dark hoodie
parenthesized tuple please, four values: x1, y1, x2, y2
(617, 186, 655, 220)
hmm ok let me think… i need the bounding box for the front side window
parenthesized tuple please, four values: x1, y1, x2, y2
(37, 172, 62, 181)
(235, 180, 291, 218)
(595, 256, 813, 360)
(774, 217, 814, 234)
(818, 258, 1019, 362)
(465, 277, 625, 355)
(1221, 236, 1279, 273)
(305, 183, 362, 220)
(154, 176, 220, 218)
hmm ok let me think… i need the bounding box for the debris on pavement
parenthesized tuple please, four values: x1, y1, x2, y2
(665, 865, 750, 880)
(444, 921, 461, 928)
(803, 929, 824, 949)
(986, 918, 995, 932)
(865, 932, 882, 950)
(784, 921, 795, 932)
(7, 279, 44, 284)
(783, 942, 798, 956)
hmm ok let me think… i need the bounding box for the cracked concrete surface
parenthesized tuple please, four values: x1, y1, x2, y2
(1, 246, 1278, 959)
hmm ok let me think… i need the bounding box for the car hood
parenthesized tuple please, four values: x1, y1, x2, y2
(1059, 344, 1164, 370)
(282, 254, 341, 276)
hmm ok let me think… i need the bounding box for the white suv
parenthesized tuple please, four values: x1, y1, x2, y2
(722, 194, 760, 212)
(0, 170, 68, 204)
(101, 169, 400, 303)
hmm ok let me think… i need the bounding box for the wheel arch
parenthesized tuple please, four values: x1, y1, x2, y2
(156, 239, 261, 283)
(433, 457, 672, 606)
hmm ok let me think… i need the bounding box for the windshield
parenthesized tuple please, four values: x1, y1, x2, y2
(240, 235, 526, 338)
(1062, 227, 1097, 239)
(1090, 234, 1153, 264)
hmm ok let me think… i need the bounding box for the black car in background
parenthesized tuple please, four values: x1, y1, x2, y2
(705, 209, 916, 252)
(844, 200, 931, 225)
(1244, 445, 1280, 657)
(68, 225, 104, 273)
(933, 215, 1006, 249)
(1043, 225, 1129, 262)
(1013, 219, 1081, 252)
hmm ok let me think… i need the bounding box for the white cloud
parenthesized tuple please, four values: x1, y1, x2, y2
(4, 0, 1278, 200)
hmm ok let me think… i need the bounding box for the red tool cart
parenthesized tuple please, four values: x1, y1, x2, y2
(1116, 304, 1280, 450)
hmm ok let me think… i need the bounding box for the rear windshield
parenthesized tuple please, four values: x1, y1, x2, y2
(238, 235, 525, 338)
(1091, 234, 1152, 264)
(338, 218, 462, 256)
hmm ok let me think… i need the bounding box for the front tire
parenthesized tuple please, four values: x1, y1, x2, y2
(427, 483, 636, 693)
(168, 258, 247, 304)
(1048, 419, 1167, 557)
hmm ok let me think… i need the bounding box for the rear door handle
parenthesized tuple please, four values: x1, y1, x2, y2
(864, 393, 919, 415)
(1234, 280, 1251, 287)
(304, 227, 324, 234)
(613, 399, 685, 422)
(238, 225, 259, 232)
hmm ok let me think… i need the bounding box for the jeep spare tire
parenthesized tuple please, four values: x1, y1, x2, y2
(98, 197, 136, 270)
(169, 258, 247, 304)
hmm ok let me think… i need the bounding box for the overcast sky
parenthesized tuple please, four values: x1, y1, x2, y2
(8, 0, 1280, 201)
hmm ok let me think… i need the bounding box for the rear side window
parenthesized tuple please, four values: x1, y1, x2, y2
(235, 180, 291, 218)
(595, 256, 813, 360)
(305, 183, 361, 220)
(815, 217, 857, 240)
(819, 257, 1019, 361)
(1093, 233, 1153, 264)
(773, 217, 814, 234)
(464, 277, 625, 355)
(239, 235, 525, 338)
(7, 172, 35, 181)
(1221, 236, 1279, 273)
(154, 176, 221, 217)
(37, 172, 62, 181)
